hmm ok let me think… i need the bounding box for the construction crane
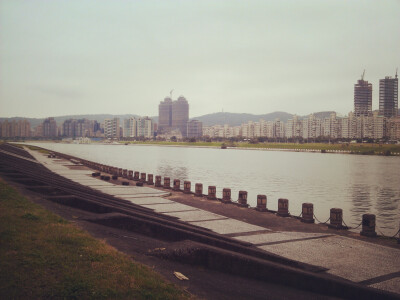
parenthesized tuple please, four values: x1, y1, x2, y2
(170, 89, 174, 98)
(361, 69, 365, 80)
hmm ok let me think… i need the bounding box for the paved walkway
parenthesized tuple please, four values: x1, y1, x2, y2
(27, 148, 400, 295)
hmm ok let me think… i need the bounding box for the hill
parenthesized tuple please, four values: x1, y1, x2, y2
(0, 111, 340, 128)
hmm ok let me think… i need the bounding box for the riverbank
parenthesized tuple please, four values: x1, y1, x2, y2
(121, 141, 400, 156)
(0, 179, 187, 299)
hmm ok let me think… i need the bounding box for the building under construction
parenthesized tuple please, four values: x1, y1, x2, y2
(354, 71, 372, 117)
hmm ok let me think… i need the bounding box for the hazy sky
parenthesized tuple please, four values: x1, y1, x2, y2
(1, 0, 399, 118)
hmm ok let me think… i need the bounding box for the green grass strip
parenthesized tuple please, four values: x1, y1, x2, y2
(0, 179, 188, 299)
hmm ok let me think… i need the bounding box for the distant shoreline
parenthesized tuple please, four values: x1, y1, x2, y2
(18, 140, 400, 156)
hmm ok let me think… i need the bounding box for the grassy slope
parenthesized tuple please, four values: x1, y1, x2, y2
(0, 179, 188, 299)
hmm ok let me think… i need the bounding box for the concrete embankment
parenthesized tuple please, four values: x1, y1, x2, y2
(1, 143, 400, 299)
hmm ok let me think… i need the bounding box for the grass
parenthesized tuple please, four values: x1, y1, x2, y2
(0, 179, 189, 299)
(120, 140, 400, 155)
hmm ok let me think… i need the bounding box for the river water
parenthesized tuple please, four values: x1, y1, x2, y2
(26, 142, 400, 236)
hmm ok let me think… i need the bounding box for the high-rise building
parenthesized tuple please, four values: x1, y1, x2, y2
(158, 97, 173, 132)
(158, 95, 189, 137)
(104, 118, 120, 139)
(187, 120, 203, 138)
(354, 73, 372, 117)
(43, 117, 57, 137)
(379, 72, 398, 118)
(172, 96, 189, 137)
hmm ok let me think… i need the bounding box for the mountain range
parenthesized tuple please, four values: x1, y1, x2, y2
(2, 110, 398, 128)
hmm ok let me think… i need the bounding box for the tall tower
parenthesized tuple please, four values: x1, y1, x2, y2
(354, 71, 372, 117)
(172, 96, 189, 137)
(158, 97, 172, 133)
(379, 71, 398, 118)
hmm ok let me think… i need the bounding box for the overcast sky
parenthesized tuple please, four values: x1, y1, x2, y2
(0, 0, 399, 119)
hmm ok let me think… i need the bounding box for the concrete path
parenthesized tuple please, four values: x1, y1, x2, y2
(27, 148, 400, 295)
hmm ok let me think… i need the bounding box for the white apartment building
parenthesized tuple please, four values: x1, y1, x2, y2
(104, 118, 120, 139)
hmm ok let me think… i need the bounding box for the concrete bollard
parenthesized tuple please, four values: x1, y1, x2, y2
(256, 195, 267, 212)
(164, 177, 171, 189)
(140, 173, 146, 183)
(172, 179, 180, 191)
(123, 169, 128, 178)
(237, 191, 249, 207)
(147, 174, 154, 185)
(301, 203, 315, 223)
(329, 208, 343, 229)
(122, 181, 129, 186)
(277, 198, 289, 217)
(128, 170, 133, 180)
(183, 181, 191, 194)
(134, 171, 140, 181)
(398, 222, 400, 244)
(360, 214, 377, 237)
(221, 188, 231, 203)
(155, 175, 162, 187)
(207, 186, 217, 200)
(195, 183, 203, 197)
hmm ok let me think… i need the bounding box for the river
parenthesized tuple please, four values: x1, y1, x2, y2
(26, 142, 400, 236)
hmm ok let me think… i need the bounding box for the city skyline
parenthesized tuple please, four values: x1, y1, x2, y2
(1, 1, 399, 118)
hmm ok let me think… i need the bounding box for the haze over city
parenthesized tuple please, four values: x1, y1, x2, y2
(0, 0, 399, 118)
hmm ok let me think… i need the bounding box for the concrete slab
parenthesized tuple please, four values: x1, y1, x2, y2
(118, 197, 174, 205)
(94, 186, 166, 195)
(259, 235, 400, 282)
(370, 277, 400, 294)
(234, 231, 330, 245)
(190, 219, 266, 235)
(164, 210, 228, 222)
(141, 203, 199, 213)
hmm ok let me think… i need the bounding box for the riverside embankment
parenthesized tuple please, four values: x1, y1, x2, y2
(24, 141, 400, 236)
(2, 143, 399, 298)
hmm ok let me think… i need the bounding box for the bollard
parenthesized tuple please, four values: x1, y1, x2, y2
(155, 175, 162, 187)
(301, 203, 315, 223)
(147, 174, 154, 185)
(134, 171, 140, 181)
(237, 191, 249, 207)
(221, 188, 231, 203)
(398, 222, 400, 244)
(183, 181, 191, 194)
(173, 179, 180, 191)
(118, 168, 123, 177)
(112, 175, 118, 180)
(277, 198, 289, 217)
(195, 183, 203, 197)
(256, 195, 267, 212)
(140, 173, 146, 183)
(122, 181, 129, 186)
(329, 208, 343, 229)
(360, 214, 377, 237)
(128, 170, 133, 180)
(164, 177, 171, 189)
(207, 186, 217, 200)
(123, 169, 128, 178)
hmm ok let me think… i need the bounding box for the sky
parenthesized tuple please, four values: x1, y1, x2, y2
(0, 0, 399, 119)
